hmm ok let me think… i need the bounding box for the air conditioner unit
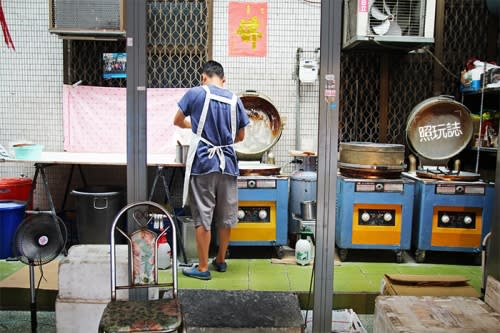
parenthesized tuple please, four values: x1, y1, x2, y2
(343, 0, 436, 50)
(49, 0, 125, 39)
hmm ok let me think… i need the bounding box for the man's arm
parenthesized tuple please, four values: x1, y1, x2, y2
(235, 128, 245, 143)
(173, 110, 192, 129)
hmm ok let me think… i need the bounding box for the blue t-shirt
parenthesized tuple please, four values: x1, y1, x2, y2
(178, 85, 250, 176)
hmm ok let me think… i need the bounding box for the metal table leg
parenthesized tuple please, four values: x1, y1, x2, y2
(150, 166, 188, 264)
(26, 163, 57, 216)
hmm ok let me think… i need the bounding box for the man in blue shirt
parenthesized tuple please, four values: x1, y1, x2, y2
(174, 61, 250, 280)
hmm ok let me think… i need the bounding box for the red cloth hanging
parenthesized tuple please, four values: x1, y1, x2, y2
(0, 0, 15, 50)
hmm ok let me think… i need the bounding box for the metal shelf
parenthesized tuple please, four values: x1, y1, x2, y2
(469, 146, 498, 153)
(462, 87, 500, 96)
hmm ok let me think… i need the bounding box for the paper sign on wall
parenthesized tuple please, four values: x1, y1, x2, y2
(228, 2, 268, 57)
(359, 0, 369, 12)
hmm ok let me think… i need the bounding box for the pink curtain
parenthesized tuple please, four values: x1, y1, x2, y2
(63, 85, 189, 154)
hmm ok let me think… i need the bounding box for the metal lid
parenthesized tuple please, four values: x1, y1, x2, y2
(406, 96, 473, 161)
(234, 91, 283, 160)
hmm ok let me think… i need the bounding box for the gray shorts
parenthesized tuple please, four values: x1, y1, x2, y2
(188, 173, 238, 230)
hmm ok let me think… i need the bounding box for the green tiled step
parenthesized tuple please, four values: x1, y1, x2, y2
(0, 258, 482, 313)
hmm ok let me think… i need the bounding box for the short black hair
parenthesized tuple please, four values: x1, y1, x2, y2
(202, 60, 224, 79)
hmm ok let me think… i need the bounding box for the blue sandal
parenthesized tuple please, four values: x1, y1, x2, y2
(211, 259, 227, 272)
(182, 266, 211, 280)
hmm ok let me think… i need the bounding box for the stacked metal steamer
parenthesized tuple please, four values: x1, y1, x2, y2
(335, 142, 415, 263)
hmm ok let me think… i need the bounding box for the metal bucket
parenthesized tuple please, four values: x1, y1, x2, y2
(71, 186, 125, 244)
(406, 96, 473, 161)
(300, 200, 317, 220)
(235, 91, 283, 161)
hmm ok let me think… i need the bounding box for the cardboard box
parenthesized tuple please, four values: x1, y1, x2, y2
(381, 274, 479, 297)
(374, 296, 500, 333)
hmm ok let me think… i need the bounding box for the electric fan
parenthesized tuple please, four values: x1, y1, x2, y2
(13, 214, 67, 333)
(370, 0, 412, 36)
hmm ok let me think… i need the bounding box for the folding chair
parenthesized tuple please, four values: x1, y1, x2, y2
(99, 201, 182, 332)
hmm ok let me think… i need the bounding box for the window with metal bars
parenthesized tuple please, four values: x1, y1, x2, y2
(64, 0, 211, 88)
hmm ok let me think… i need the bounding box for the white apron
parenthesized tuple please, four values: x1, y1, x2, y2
(182, 85, 237, 207)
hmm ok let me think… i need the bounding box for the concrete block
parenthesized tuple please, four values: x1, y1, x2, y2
(180, 290, 303, 333)
(55, 297, 108, 333)
(486, 275, 500, 313)
(58, 244, 129, 301)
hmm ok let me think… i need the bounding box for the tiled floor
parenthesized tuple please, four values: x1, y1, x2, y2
(0, 258, 482, 293)
(0, 257, 481, 333)
(167, 259, 482, 293)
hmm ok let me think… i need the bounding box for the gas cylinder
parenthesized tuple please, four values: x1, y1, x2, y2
(295, 235, 313, 266)
(289, 156, 317, 233)
(157, 230, 171, 269)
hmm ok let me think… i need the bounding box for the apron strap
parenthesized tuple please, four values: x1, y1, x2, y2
(230, 94, 237, 141)
(197, 85, 211, 137)
(210, 94, 234, 104)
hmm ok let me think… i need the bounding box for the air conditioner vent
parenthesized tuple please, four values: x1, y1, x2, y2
(50, 0, 125, 38)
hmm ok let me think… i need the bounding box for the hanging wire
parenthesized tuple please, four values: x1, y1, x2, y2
(422, 47, 460, 79)
(35, 263, 47, 301)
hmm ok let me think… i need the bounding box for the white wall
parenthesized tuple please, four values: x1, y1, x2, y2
(0, 1, 64, 178)
(213, 0, 321, 169)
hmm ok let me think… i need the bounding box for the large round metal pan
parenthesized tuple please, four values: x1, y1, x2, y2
(406, 96, 473, 161)
(416, 170, 480, 181)
(338, 161, 405, 179)
(239, 163, 281, 176)
(235, 91, 283, 161)
(339, 142, 405, 166)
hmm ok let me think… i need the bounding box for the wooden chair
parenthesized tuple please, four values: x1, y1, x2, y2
(99, 201, 182, 333)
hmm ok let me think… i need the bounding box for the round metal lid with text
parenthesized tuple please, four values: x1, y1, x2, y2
(406, 96, 473, 161)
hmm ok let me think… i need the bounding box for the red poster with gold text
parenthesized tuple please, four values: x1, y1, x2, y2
(228, 2, 267, 57)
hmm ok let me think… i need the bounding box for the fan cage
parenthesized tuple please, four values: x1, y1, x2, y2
(367, 0, 426, 37)
(14, 214, 67, 266)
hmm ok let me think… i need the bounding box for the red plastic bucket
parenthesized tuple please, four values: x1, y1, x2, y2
(0, 178, 33, 206)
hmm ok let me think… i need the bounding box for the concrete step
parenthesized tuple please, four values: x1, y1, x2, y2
(179, 289, 303, 333)
(58, 244, 128, 301)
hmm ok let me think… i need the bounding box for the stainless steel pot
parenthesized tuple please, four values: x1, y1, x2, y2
(175, 144, 189, 164)
(300, 200, 317, 220)
(235, 91, 283, 161)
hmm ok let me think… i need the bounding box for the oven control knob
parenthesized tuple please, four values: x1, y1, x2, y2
(237, 210, 245, 220)
(258, 210, 268, 220)
(375, 183, 384, 191)
(456, 186, 465, 194)
(464, 216, 473, 225)
(361, 212, 370, 222)
(441, 215, 450, 224)
(383, 213, 393, 222)
(248, 180, 256, 188)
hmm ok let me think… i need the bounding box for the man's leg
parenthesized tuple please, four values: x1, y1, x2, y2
(195, 225, 211, 272)
(216, 226, 231, 264)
